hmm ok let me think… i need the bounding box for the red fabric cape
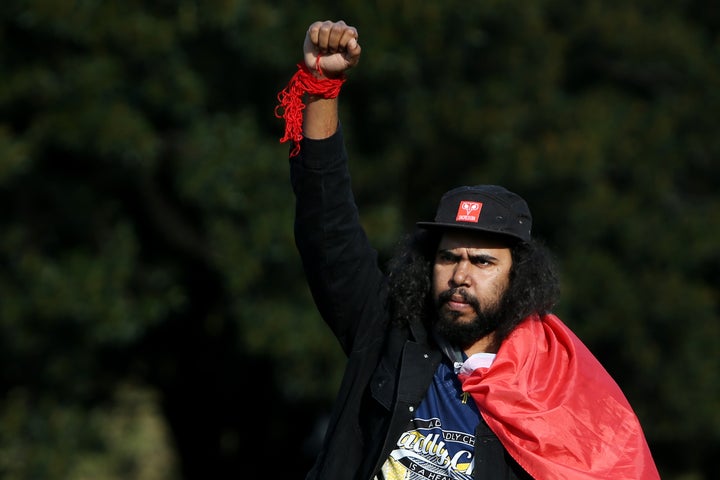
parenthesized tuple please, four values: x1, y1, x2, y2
(458, 313, 660, 480)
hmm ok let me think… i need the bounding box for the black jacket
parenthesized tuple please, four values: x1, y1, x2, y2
(291, 129, 531, 480)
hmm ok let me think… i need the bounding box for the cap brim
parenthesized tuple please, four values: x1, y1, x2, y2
(415, 221, 525, 242)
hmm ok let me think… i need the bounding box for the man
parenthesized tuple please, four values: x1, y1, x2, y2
(276, 20, 660, 480)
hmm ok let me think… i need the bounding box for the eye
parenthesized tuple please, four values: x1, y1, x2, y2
(470, 255, 495, 266)
(436, 250, 457, 264)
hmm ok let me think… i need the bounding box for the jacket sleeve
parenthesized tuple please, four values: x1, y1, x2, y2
(290, 127, 388, 356)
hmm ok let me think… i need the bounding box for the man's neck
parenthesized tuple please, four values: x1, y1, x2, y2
(464, 333, 498, 356)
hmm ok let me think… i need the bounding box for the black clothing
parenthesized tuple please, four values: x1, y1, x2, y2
(291, 129, 530, 480)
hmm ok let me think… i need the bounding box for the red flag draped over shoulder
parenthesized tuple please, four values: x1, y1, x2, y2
(458, 313, 660, 480)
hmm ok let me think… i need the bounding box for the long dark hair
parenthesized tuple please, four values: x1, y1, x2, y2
(386, 228, 560, 346)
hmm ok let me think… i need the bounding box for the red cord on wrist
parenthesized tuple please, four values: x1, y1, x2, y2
(274, 62, 346, 157)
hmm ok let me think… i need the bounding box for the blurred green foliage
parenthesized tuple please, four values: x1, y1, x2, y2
(0, 0, 717, 478)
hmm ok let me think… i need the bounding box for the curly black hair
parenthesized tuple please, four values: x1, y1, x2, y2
(385, 228, 560, 348)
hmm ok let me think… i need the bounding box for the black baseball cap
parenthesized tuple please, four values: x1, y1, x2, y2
(416, 185, 532, 243)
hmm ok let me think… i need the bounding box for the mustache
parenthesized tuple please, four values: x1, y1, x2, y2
(438, 288, 480, 310)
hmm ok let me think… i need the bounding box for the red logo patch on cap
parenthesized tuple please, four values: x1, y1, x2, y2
(456, 201, 483, 223)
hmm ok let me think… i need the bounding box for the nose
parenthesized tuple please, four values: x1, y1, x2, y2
(450, 260, 470, 287)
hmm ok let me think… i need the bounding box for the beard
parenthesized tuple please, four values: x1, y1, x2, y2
(434, 287, 507, 350)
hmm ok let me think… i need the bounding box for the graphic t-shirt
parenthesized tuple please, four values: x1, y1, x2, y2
(376, 353, 496, 480)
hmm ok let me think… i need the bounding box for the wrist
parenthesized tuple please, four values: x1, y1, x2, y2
(275, 62, 346, 157)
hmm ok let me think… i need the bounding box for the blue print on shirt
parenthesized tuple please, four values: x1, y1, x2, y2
(379, 358, 481, 480)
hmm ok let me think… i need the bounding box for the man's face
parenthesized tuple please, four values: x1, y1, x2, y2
(432, 230, 513, 351)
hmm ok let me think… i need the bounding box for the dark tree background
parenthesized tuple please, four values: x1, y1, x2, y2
(0, 1, 717, 478)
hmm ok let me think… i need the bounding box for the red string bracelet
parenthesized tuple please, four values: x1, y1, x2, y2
(274, 59, 346, 157)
